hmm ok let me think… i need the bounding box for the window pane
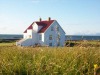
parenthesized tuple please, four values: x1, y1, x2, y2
(57, 27, 59, 31)
(39, 35, 42, 40)
(58, 35, 60, 40)
(49, 35, 52, 40)
(49, 43, 52, 46)
(29, 35, 31, 38)
(57, 42, 60, 46)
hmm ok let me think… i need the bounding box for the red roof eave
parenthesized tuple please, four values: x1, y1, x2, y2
(24, 22, 34, 33)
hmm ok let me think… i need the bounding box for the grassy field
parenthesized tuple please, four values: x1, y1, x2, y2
(0, 41, 100, 75)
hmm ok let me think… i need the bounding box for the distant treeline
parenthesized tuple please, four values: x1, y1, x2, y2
(66, 35, 100, 41)
(0, 34, 23, 43)
(0, 34, 23, 40)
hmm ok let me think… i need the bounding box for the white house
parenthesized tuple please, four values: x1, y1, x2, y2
(16, 17, 66, 46)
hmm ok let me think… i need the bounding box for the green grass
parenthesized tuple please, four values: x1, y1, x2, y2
(0, 41, 100, 75)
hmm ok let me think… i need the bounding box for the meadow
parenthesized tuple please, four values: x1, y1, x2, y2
(0, 41, 100, 75)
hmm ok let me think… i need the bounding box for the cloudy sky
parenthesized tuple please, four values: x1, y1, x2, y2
(0, 0, 100, 35)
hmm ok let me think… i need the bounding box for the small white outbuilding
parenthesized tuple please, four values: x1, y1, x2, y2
(16, 17, 66, 46)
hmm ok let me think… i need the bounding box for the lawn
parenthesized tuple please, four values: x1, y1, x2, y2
(0, 41, 100, 75)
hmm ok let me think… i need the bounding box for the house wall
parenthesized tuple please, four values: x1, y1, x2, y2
(21, 39, 33, 46)
(20, 20, 65, 47)
(32, 23, 45, 45)
(32, 23, 44, 44)
(23, 33, 27, 39)
(23, 29, 32, 39)
(31, 32, 38, 44)
(22, 23, 44, 46)
(23, 23, 39, 46)
(56, 21, 65, 46)
(38, 33, 44, 45)
(44, 21, 65, 46)
(33, 23, 38, 33)
(33, 23, 43, 32)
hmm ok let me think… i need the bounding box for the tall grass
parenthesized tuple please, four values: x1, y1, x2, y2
(0, 42, 100, 75)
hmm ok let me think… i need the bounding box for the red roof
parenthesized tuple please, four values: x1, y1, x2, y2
(24, 22, 34, 33)
(24, 20, 54, 33)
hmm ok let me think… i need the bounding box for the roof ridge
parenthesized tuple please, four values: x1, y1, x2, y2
(35, 20, 55, 22)
(24, 20, 55, 33)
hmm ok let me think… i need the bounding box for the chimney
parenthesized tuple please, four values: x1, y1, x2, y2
(39, 18, 42, 22)
(48, 17, 51, 21)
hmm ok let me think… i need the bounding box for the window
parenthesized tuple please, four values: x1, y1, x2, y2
(58, 34, 60, 40)
(39, 35, 42, 40)
(29, 35, 31, 38)
(57, 42, 60, 46)
(57, 27, 59, 31)
(49, 43, 52, 46)
(49, 35, 52, 40)
(55, 26, 59, 31)
(51, 27, 53, 31)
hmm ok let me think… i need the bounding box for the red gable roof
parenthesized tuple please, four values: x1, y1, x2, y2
(24, 20, 54, 33)
(24, 22, 34, 33)
(36, 20, 54, 33)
